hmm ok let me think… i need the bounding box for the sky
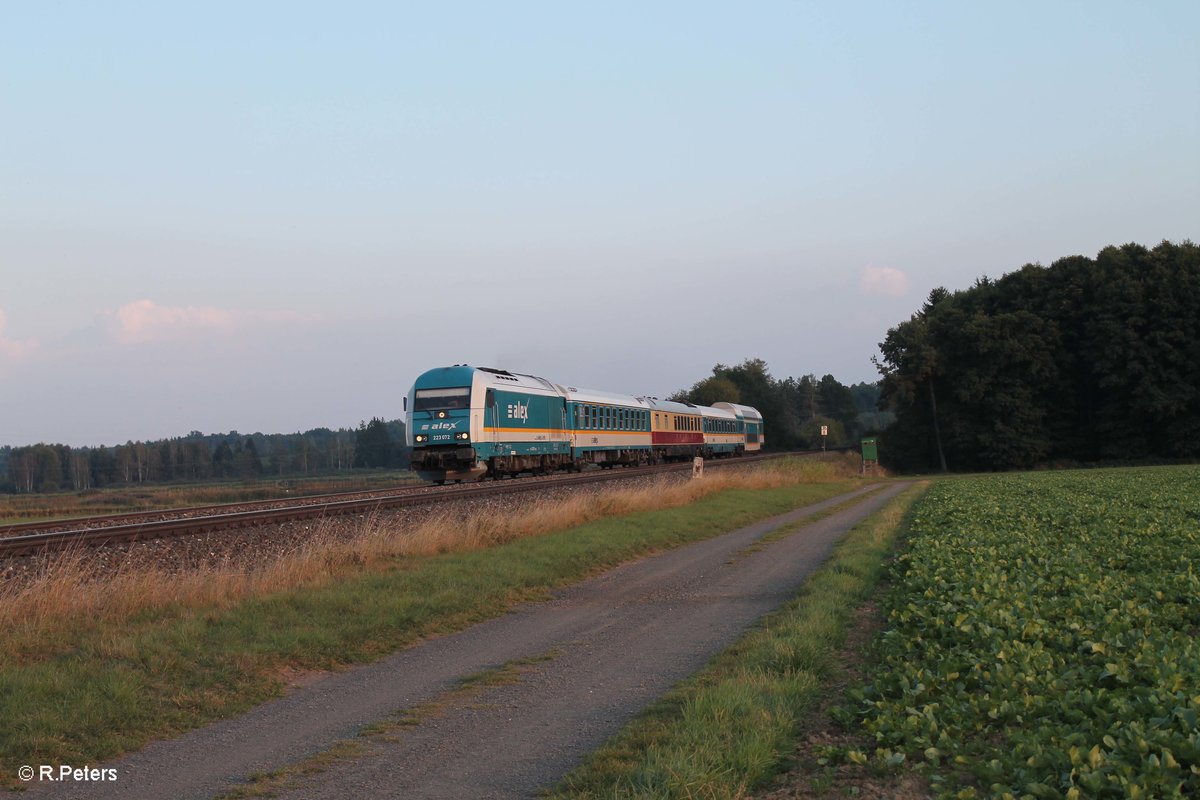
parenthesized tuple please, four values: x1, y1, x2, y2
(2, 1, 1197, 448)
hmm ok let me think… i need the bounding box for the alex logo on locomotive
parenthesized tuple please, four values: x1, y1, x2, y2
(506, 402, 530, 422)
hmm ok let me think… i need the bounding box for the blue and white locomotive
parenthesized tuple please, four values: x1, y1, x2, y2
(405, 365, 764, 483)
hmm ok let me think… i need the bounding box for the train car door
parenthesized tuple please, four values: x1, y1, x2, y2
(485, 389, 499, 451)
(560, 399, 569, 452)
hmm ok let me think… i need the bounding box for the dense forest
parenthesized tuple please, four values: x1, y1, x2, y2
(670, 362, 891, 451)
(1, 419, 407, 493)
(876, 240, 1200, 472)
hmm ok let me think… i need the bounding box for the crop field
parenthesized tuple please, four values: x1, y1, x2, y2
(841, 466, 1199, 798)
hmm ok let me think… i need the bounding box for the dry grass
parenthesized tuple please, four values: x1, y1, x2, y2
(0, 455, 861, 662)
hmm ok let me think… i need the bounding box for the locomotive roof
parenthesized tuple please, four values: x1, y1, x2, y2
(410, 366, 563, 395)
(474, 366, 562, 394)
(410, 364, 477, 390)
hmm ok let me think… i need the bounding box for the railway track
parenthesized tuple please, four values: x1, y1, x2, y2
(0, 482, 444, 538)
(0, 452, 817, 558)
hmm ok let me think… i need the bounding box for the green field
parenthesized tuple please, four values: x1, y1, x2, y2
(838, 466, 1200, 798)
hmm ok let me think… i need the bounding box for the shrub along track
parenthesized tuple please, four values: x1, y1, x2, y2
(30, 480, 909, 800)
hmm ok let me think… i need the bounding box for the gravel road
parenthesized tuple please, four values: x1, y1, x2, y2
(37, 481, 907, 800)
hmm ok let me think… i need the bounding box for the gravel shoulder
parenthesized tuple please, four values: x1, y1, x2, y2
(36, 481, 907, 800)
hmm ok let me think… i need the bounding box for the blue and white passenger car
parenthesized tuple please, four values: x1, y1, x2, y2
(565, 387, 654, 468)
(700, 404, 743, 457)
(713, 402, 765, 452)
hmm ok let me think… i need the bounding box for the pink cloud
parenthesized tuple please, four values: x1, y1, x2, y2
(859, 266, 911, 297)
(0, 309, 39, 363)
(102, 300, 323, 344)
(107, 300, 235, 344)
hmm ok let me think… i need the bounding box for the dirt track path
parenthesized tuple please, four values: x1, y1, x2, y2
(44, 481, 908, 800)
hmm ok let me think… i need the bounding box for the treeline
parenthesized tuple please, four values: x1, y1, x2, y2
(671, 359, 891, 450)
(1, 419, 408, 493)
(876, 240, 1200, 472)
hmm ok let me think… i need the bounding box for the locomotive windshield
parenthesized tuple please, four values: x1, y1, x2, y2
(413, 387, 471, 411)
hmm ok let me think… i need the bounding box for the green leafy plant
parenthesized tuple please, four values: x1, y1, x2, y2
(837, 467, 1200, 797)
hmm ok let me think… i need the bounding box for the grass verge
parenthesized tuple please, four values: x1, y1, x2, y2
(0, 455, 864, 786)
(546, 481, 927, 799)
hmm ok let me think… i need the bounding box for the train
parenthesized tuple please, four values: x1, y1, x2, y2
(404, 365, 765, 483)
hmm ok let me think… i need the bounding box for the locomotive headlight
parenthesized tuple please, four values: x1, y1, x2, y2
(415, 435, 428, 443)
(456, 432, 470, 440)
(436, 411, 447, 419)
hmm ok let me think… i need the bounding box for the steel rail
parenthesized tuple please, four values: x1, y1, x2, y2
(0, 483, 434, 537)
